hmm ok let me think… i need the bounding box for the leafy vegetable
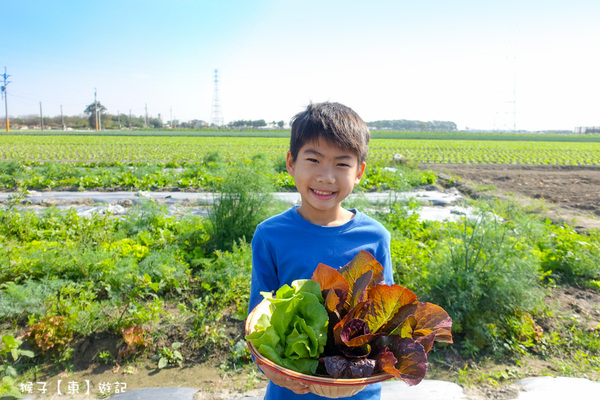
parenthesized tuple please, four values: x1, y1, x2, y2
(245, 279, 328, 374)
(313, 250, 452, 385)
(246, 251, 452, 386)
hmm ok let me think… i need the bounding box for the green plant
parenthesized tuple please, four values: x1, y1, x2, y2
(229, 339, 251, 365)
(195, 241, 253, 322)
(0, 375, 24, 399)
(538, 222, 600, 284)
(0, 334, 35, 399)
(156, 342, 183, 369)
(45, 282, 106, 337)
(206, 161, 274, 252)
(96, 350, 115, 365)
(0, 279, 68, 322)
(425, 204, 544, 356)
(0, 334, 35, 378)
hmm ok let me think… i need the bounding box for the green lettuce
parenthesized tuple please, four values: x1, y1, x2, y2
(246, 279, 329, 374)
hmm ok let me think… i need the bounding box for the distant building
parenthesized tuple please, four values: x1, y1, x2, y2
(574, 126, 600, 134)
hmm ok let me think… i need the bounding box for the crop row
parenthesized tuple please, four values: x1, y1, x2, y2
(1, 192, 599, 390)
(1, 135, 599, 166)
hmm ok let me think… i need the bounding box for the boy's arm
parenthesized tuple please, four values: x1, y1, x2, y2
(248, 226, 279, 315)
(381, 230, 394, 285)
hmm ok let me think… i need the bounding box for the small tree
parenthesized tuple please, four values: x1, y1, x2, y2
(84, 101, 107, 129)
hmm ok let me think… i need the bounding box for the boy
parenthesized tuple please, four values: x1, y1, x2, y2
(248, 102, 393, 399)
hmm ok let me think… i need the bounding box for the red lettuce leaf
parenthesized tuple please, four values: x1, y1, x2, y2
(322, 355, 376, 379)
(411, 302, 453, 344)
(387, 302, 453, 347)
(348, 270, 373, 309)
(373, 336, 427, 386)
(373, 346, 397, 374)
(312, 263, 349, 313)
(339, 342, 371, 359)
(339, 318, 377, 348)
(332, 301, 370, 346)
(339, 251, 384, 308)
(325, 289, 341, 314)
(363, 285, 418, 333)
(415, 332, 436, 354)
(306, 251, 453, 384)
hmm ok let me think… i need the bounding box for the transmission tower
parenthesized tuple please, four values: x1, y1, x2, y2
(211, 69, 224, 127)
(493, 66, 517, 132)
(2, 67, 10, 132)
(493, 28, 518, 132)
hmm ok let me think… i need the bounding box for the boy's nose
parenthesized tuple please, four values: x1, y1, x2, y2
(316, 167, 335, 183)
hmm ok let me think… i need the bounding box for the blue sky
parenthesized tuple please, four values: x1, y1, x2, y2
(2, 0, 599, 131)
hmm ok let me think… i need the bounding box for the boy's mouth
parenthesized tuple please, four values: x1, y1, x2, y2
(311, 189, 336, 198)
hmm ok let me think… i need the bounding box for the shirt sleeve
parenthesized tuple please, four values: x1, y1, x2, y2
(248, 225, 280, 314)
(381, 229, 394, 285)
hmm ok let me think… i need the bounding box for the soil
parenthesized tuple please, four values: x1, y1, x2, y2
(12, 164, 600, 399)
(419, 164, 600, 232)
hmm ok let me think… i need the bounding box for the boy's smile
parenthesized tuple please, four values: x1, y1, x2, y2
(286, 138, 366, 226)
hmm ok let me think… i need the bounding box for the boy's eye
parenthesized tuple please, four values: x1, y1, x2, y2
(307, 158, 318, 163)
(337, 163, 350, 167)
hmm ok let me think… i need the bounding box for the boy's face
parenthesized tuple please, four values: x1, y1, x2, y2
(286, 138, 366, 225)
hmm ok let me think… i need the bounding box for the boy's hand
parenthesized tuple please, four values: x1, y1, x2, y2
(258, 362, 310, 395)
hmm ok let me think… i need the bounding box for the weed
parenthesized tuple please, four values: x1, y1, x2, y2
(96, 350, 115, 365)
(155, 342, 183, 369)
(425, 201, 544, 356)
(0, 375, 24, 399)
(538, 222, 600, 283)
(0, 334, 35, 379)
(206, 161, 274, 252)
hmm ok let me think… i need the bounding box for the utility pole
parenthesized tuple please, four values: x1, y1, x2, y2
(1, 67, 10, 132)
(39, 102, 44, 132)
(60, 105, 66, 130)
(129, 109, 132, 129)
(144, 103, 148, 129)
(94, 88, 98, 131)
(170, 107, 173, 129)
(117, 110, 121, 129)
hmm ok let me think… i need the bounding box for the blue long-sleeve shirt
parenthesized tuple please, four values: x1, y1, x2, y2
(249, 206, 393, 400)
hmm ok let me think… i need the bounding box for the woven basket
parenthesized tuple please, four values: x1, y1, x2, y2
(245, 298, 392, 398)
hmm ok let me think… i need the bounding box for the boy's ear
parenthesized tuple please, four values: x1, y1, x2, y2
(354, 162, 366, 185)
(286, 151, 295, 177)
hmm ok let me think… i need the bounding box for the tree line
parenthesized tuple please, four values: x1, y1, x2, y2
(4, 101, 287, 131)
(368, 119, 457, 132)
(3, 101, 456, 132)
(227, 120, 285, 129)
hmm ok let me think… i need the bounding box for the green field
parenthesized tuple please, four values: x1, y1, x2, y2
(1, 134, 599, 166)
(1, 132, 599, 397)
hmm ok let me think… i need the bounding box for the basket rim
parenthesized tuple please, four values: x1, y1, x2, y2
(245, 298, 393, 387)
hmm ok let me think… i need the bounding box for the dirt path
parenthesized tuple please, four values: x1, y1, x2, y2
(419, 164, 600, 232)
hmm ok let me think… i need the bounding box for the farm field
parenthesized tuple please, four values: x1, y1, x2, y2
(421, 163, 600, 232)
(0, 133, 599, 399)
(1, 134, 600, 166)
(1, 134, 599, 228)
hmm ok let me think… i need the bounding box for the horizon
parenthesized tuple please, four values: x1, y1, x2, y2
(2, 1, 599, 132)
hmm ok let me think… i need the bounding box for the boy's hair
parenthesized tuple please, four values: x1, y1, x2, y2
(289, 102, 370, 164)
